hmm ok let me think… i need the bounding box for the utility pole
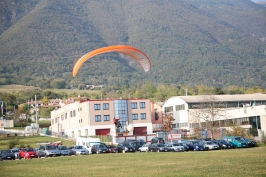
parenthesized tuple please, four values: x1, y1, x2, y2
(35, 95, 38, 125)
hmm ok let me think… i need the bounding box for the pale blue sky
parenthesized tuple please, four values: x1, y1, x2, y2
(251, 0, 266, 2)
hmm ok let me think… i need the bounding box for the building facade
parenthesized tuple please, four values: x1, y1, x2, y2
(50, 98, 153, 138)
(163, 94, 266, 138)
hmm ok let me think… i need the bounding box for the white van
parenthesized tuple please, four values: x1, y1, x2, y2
(76, 137, 101, 154)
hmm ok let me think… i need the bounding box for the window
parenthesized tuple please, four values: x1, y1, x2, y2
(164, 106, 173, 113)
(61, 114, 64, 121)
(103, 103, 109, 110)
(175, 104, 185, 111)
(131, 102, 137, 109)
(140, 113, 146, 120)
(70, 110, 76, 117)
(95, 115, 101, 122)
(140, 102, 146, 108)
(132, 114, 138, 120)
(65, 113, 67, 119)
(73, 110, 76, 117)
(104, 115, 110, 121)
(94, 104, 101, 110)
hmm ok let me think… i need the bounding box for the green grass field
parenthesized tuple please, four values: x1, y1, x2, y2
(0, 136, 265, 177)
(0, 85, 40, 93)
(0, 84, 100, 95)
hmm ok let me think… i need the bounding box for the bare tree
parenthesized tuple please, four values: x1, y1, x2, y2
(191, 95, 227, 139)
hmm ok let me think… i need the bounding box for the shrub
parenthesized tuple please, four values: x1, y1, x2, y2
(8, 138, 19, 149)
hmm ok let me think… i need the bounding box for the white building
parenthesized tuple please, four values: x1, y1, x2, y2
(163, 94, 266, 138)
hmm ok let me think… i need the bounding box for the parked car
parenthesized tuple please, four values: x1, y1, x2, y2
(10, 148, 20, 159)
(204, 141, 220, 150)
(57, 145, 72, 156)
(212, 140, 233, 149)
(139, 144, 151, 152)
(0, 150, 15, 161)
(165, 143, 185, 152)
(69, 145, 89, 155)
(105, 145, 118, 153)
(242, 137, 257, 147)
(149, 143, 170, 152)
(150, 137, 165, 144)
(117, 143, 135, 153)
(127, 141, 144, 151)
(19, 148, 38, 159)
(223, 136, 248, 148)
(186, 140, 208, 151)
(91, 144, 109, 154)
(37, 145, 61, 157)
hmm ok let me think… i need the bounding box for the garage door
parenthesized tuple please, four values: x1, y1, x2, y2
(95, 129, 110, 135)
(133, 127, 147, 135)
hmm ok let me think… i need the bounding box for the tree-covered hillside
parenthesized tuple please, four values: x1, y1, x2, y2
(0, 0, 265, 89)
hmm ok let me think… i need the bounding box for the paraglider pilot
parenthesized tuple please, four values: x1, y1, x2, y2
(113, 117, 122, 128)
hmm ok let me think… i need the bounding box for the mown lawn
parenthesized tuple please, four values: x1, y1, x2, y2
(0, 136, 75, 150)
(0, 138, 265, 177)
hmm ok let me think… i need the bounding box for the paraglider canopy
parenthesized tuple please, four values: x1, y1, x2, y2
(72, 45, 151, 77)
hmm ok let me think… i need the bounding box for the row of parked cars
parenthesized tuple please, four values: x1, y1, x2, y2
(0, 136, 257, 161)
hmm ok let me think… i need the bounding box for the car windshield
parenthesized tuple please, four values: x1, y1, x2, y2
(95, 145, 105, 148)
(58, 146, 67, 150)
(220, 140, 229, 144)
(46, 146, 57, 150)
(76, 146, 83, 149)
(2, 150, 12, 154)
(235, 137, 244, 141)
(11, 149, 20, 153)
(107, 145, 116, 148)
(173, 143, 182, 146)
(25, 148, 35, 152)
(157, 144, 165, 147)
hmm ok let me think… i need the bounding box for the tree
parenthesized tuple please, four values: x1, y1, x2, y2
(15, 104, 30, 127)
(191, 95, 227, 139)
(163, 113, 175, 132)
(42, 96, 49, 105)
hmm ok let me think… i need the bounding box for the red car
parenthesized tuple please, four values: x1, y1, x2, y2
(105, 145, 118, 153)
(19, 148, 38, 159)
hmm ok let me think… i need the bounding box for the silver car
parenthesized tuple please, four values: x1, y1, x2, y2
(57, 145, 71, 156)
(139, 144, 150, 152)
(10, 148, 20, 159)
(69, 146, 89, 155)
(37, 145, 61, 157)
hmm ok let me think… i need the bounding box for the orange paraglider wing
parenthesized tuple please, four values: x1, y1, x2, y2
(72, 45, 151, 77)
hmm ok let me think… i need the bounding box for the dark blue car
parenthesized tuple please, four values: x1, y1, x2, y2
(0, 150, 16, 161)
(186, 140, 208, 151)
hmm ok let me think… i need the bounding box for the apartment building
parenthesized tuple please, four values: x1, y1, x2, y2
(50, 98, 153, 138)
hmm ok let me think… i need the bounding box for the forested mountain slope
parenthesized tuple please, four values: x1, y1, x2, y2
(0, 0, 265, 88)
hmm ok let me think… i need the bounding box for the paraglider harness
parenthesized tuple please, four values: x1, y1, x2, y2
(113, 117, 122, 128)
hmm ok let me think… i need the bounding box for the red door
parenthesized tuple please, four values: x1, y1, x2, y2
(133, 127, 147, 135)
(95, 129, 110, 135)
